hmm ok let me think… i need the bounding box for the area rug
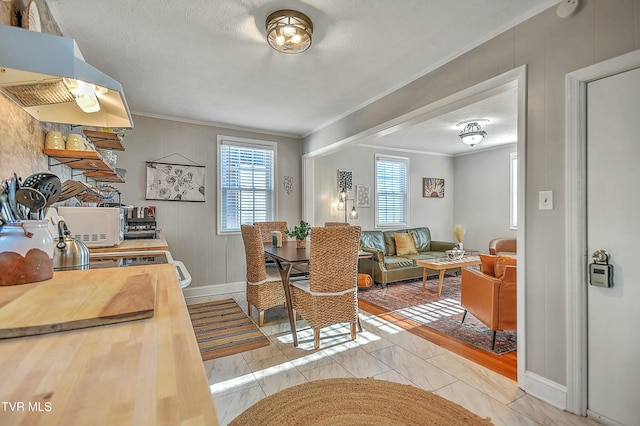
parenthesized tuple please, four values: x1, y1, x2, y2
(187, 299, 270, 361)
(229, 378, 492, 425)
(358, 276, 517, 354)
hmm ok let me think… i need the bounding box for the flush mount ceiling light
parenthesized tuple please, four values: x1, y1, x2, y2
(457, 119, 489, 147)
(266, 9, 313, 54)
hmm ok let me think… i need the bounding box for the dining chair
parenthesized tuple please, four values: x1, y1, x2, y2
(290, 225, 362, 349)
(324, 222, 349, 226)
(253, 221, 288, 244)
(241, 224, 286, 326)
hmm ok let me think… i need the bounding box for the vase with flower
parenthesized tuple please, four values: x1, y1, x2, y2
(453, 224, 466, 250)
(286, 220, 311, 249)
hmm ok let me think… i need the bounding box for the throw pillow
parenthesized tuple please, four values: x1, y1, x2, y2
(495, 255, 517, 279)
(357, 273, 373, 289)
(479, 253, 498, 277)
(395, 232, 417, 256)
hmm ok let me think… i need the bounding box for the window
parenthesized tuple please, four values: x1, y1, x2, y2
(375, 154, 409, 227)
(510, 152, 517, 229)
(218, 137, 276, 234)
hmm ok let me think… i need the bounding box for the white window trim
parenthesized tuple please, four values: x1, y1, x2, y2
(374, 153, 410, 228)
(510, 151, 517, 230)
(217, 135, 278, 235)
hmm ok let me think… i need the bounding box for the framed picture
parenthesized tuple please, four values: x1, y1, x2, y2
(146, 162, 206, 202)
(356, 185, 370, 207)
(338, 169, 353, 192)
(423, 178, 445, 198)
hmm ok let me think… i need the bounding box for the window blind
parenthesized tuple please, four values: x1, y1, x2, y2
(220, 142, 274, 233)
(376, 155, 408, 227)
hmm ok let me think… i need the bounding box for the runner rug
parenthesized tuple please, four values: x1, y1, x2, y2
(229, 378, 493, 425)
(358, 276, 517, 354)
(187, 299, 270, 361)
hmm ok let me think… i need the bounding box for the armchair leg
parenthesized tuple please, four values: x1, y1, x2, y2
(491, 331, 497, 350)
(461, 310, 467, 323)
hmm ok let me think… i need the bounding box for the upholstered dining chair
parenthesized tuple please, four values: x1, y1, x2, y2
(290, 225, 362, 349)
(241, 224, 286, 326)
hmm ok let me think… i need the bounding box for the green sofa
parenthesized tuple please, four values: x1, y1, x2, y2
(359, 227, 458, 285)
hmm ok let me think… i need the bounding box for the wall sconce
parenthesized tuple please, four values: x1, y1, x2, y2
(337, 189, 358, 222)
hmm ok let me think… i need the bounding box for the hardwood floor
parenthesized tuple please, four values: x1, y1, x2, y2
(358, 298, 517, 381)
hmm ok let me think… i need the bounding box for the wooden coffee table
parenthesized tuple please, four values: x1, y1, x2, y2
(416, 256, 481, 297)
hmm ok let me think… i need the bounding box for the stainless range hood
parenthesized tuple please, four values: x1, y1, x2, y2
(0, 25, 133, 128)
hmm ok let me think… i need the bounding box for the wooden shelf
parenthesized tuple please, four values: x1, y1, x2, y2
(84, 171, 125, 183)
(45, 149, 115, 173)
(83, 130, 125, 151)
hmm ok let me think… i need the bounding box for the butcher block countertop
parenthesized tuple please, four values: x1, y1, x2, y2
(0, 265, 219, 426)
(89, 229, 169, 253)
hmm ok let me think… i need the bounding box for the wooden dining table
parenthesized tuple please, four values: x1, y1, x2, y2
(263, 240, 311, 347)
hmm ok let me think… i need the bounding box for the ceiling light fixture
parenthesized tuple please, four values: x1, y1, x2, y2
(457, 119, 489, 147)
(266, 9, 313, 54)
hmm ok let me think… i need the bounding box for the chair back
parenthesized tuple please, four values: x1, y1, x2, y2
(241, 225, 267, 283)
(253, 221, 288, 243)
(324, 222, 348, 226)
(309, 226, 361, 293)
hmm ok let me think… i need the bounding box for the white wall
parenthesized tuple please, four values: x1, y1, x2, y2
(303, 0, 640, 390)
(116, 115, 302, 289)
(313, 145, 455, 240)
(454, 144, 517, 252)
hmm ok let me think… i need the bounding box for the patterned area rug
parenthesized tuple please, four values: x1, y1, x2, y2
(358, 275, 517, 354)
(187, 299, 270, 361)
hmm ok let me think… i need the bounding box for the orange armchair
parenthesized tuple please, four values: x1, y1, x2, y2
(488, 238, 516, 256)
(460, 258, 516, 350)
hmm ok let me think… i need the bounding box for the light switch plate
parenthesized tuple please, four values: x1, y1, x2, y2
(539, 190, 553, 210)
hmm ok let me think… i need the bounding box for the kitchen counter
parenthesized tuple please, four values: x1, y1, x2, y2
(89, 228, 169, 253)
(0, 265, 219, 425)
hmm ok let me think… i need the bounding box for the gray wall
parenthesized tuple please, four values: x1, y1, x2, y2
(454, 144, 517, 252)
(304, 0, 640, 388)
(117, 115, 302, 288)
(312, 146, 455, 241)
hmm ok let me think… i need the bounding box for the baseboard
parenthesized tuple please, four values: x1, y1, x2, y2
(521, 371, 567, 410)
(182, 281, 245, 299)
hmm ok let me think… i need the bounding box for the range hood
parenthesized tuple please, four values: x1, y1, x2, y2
(0, 25, 133, 128)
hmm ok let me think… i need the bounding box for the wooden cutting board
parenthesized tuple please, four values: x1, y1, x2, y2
(0, 272, 156, 339)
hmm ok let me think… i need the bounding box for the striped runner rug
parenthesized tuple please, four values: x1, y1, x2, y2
(187, 299, 270, 361)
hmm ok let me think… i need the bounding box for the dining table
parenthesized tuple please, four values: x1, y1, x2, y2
(263, 240, 311, 347)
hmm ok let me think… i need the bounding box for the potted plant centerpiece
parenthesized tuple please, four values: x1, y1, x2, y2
(286, 220, 311, 249)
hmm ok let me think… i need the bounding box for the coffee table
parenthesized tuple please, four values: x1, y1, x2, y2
(416, 256, 481, 298)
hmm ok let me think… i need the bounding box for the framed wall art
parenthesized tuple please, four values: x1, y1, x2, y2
(423, 177, 445, 198)
(146, 161, 206, 202)
(356, 185, 370, 208)
(337, 169, 353, 192)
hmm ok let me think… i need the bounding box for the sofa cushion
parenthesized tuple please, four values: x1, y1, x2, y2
(479, 254, 498, 277)
(395, 232, 417, 255)
(383, 230, 400, 256)
(383, 256, 414, 270)
(406, 227, 431, 252)
(495, 255, 517, 279)
(360, 231, 385, 253)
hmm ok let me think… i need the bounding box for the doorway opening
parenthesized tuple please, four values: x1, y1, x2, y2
(303, 65, 527, 381)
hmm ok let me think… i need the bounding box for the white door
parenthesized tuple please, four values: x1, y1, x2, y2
(586, 66, 640, 425)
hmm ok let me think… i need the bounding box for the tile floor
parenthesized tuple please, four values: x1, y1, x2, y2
(187, 292, 601, 426)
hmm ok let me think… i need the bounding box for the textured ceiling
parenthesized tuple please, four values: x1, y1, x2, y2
(46, 0, 554, 148)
